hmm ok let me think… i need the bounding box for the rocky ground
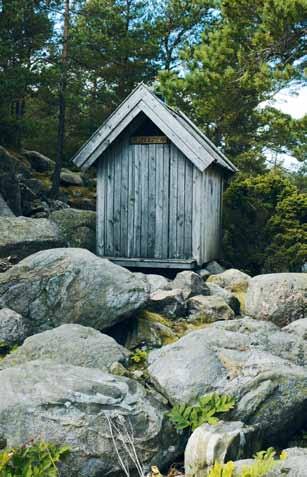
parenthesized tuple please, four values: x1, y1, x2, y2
(0, 145, 96, 265)
(0, 247, 306, 476)
(0, 146, 96, 215)
(0, 146, 306, 476)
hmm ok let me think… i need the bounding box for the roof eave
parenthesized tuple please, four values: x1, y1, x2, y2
(72, 82, 238, 174)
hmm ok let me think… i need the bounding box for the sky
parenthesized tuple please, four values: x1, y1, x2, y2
(265, 85, 307, 170)
(273, 85, 307, 119)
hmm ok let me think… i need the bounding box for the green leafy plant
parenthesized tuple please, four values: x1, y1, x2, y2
(130, 348, 148, 365)
(167, 393, 235, 431)
(207, 461, 235, 477)
(207, 448, 288, 477)
(0, 440, 70, 477)
(240, 448, 277, 477)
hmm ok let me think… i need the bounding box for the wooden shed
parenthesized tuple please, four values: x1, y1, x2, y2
(73, 83, 237, 269)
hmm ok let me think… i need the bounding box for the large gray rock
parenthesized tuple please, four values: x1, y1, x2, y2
(0, 308, 30, 347)
(198, 268, 210, 280)
(0, 324, 129, 371)
(207, 269, 251, 311)
(0, 248, 148, 333)
(185, 421, 259, 477)
(149, 289, 186, 318)
(148, 318, 307, 444)
(0, 258, 12, 273)
(0, 217, 65, 261)
(245, 273, 307, 327)
(23, 150, 54, 172)
(171, 271, 209, 300)
(283, 318, 307, 340)
(205, 261, 225, 275)
(207, 283, 240, 315)
(135, 273, 170, 294)
(0, 193, 15, 218)
(50, 208, 96, 252)
(207, 269, 251, 293)
(187, 295, 235, 322)
(60, 169, 83, 186)
(0, 360, 182, 476)
(123, 311, 177, 350)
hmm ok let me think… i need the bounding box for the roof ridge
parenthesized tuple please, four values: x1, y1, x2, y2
(72, 83, 237, 174)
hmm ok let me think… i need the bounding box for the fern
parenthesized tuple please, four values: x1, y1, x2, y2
(167, 393, 235, 431)
(166, 404, 194, 430)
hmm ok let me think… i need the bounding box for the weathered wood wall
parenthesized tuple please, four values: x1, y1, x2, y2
(190, 164, 223, 264)
(203, 166, 223, 262)
(96, 133, 223, 265)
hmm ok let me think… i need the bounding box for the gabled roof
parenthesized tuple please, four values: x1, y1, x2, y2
(73, 83, 238, 173)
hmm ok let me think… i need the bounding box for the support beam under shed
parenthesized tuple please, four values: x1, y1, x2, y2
(105, 257, 197, 270)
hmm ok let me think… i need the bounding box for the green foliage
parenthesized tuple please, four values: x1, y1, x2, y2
(240, 448, 278, 477)
(0, 0, 305, 263)
(265, 191, 307, 272)
(0, 0, 52, 148)
(207, 461, 235, 477)
(0, 440, 70, 477)
(69, 0, 159, 113)
(292, 161, 307, 193)
(130, 348, 148, 365)
(159, 0, 306, 172)
(1, 0, 209, 160)
(223, 170, 306, 274)
(207, 448, 288, 477)
(152, 0, 212, 71)
(1, 0, 305, 175)
(167, 393, 235, 431)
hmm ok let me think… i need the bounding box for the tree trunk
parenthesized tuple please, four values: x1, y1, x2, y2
(50, 0, 69, 198)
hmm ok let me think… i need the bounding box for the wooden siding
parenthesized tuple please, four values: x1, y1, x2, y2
(97, 139, 195, 261)
(76, 85, 236, 269)
(202, 165, 223, 262)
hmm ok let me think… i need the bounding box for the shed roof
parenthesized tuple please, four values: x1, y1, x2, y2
(72, 83, 238, 173)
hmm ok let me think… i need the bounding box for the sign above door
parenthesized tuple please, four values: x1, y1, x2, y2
(130, 136, 168, 144)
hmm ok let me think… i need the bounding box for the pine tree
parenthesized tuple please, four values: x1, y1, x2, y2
(0, 0, 52, 147)
(159, 0, 306, 172)
(223, 170, 306, 274)
(152, 0, 212, 71)
(50, 0, 70, 198)
(70, 0, 158, 112)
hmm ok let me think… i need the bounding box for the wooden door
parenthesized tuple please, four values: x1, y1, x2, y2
(128, 142, 170, 259)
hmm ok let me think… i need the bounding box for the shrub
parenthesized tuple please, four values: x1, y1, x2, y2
(130, 348, 148, 365)
(167, 393, 235, 431)
(223, 170, 306, 274)
(0, 440, 70, 477)
(264, 192, 307, 272)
